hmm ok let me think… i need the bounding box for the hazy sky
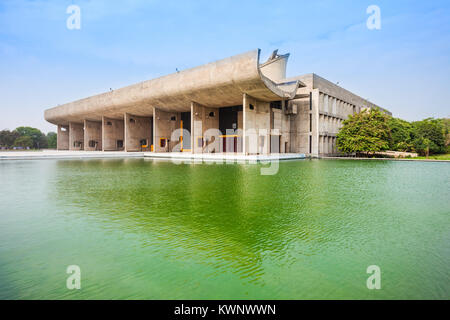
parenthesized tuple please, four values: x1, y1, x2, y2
(0, 0, 449, 133)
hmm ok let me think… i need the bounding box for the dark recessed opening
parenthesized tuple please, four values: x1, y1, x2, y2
(209, 111, 215, 117)
(249, 104, 254, 110)
(170, 116, 176, 121)
(270, 101, 282, 109)
(106, 121, 112, 126)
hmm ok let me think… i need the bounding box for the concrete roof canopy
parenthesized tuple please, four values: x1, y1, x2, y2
(44, 49, 303, 125)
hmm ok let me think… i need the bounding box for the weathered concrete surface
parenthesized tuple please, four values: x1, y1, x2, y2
(260, 53, 289, 82)
(243, 94, 271, 155)
(102, 117, 124, 151)
(153, 108, 181, 152)
(44, 50, 301, 125)
(84, 120, 102, 151)
(124, 113, 152, 152)
(191, 102, 220, 153)
(69, 122, 84, 150)
(57, 124, 69, 150)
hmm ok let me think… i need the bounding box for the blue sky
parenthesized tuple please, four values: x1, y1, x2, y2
(0, 0, 449, 133)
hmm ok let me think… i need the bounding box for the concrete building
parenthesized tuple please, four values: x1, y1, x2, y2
(44, 49, 391, 156)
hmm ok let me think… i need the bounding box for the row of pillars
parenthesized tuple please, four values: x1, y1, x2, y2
(57, 94, 276, 154)
(57, 114, 152, 152)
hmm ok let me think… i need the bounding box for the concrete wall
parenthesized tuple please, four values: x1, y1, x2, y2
(243, 94, 271, 155)
(271, 109, 290, 153)
(102, 116, 124, 151)
(84, 120, 102, 151)
(259, 54, 289, 82)
(69, 122, 84, 150)
(57, 124, 69, 150)
(153, 108, 181, 152)
(191, 102, 220, 153)
(124, 113, 152, 152)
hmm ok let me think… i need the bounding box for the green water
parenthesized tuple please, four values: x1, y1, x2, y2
(0, 158, 448, 299)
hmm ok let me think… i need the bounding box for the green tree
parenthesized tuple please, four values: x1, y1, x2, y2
(441, 118, 450, 153)
(47, 132, 57, 149)
(13, 135, 33, 148)
(15, 126, 46, 149)
(411, 118, 445, 155)
(387, 117, 413, 151)
(0, 130, 20, 148)
(337, 109, 391, 155)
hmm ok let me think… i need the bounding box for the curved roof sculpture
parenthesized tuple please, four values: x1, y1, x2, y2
(44, 49, 303, 125)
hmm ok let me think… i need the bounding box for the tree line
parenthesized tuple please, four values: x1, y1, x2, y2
(337, 109, 449, 156)
(0, 127, 57, 149)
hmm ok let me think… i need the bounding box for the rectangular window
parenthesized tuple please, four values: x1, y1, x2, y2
(309, 135, 312, 154)
(117, 140, 123, 148)
(160, 138, 166, 148)
(309, 92, 312, 110)
(309, 114, 312, 132)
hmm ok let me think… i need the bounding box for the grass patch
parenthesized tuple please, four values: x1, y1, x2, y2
(414, 154, 450, 160)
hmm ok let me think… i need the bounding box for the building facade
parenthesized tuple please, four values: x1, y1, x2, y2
(44, 49, 391, 156)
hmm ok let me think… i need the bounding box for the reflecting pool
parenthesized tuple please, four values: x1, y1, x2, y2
(0, 159, 448, 299)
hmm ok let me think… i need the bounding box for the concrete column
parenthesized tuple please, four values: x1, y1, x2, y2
(69, 122, 84, 150)
(332, 137, 337, 154)
(84, 120, 102, 151)
(124, 113, 152, 152)
(102, 116, 124, 151)
(319, 136, 322, 154)
(323, 94, 329, 113)
(57, 124, 69, 150)
(312, 89, 320, 157)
